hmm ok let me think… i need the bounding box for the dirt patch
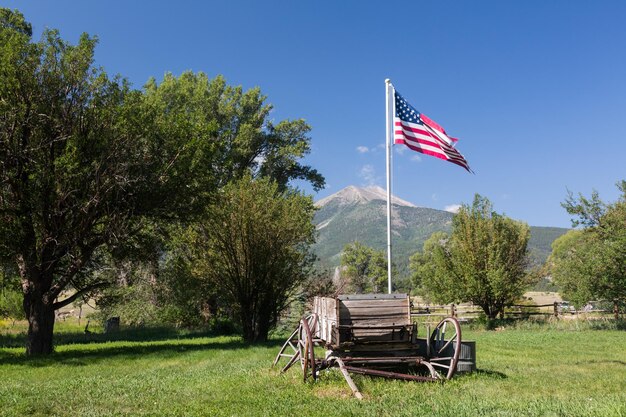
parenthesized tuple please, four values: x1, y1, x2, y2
(314, 386, 361, 400)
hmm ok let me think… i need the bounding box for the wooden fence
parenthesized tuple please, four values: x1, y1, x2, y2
(410, 302, 563, 323)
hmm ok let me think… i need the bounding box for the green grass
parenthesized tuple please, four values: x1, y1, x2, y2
(1, 322, 625, 416)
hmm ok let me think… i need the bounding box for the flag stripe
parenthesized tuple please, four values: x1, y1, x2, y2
(394, 130, 446, 157)
(392, 88, 471, 173)
(395, 121, 458, 153)
(402, 142, 470, 169)
(394, 119, 470, 171)
(395, 120, 467, 159)
(396, 134, 460, 164)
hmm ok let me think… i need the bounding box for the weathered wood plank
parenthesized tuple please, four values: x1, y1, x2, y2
(341, 300, 408, 307)
(340, 300, 408, 309)
(314, 296, 338, 342)
(341, 317, 411, 326)
(346, 310, 408, 314)
(339, 306, 410, 315)
(343, 343, 417, 353)
(340, 312, 411, 322)
(340, 300, 410, 325)
(338, 324, 412, 330)
(338, 294, 408, 301)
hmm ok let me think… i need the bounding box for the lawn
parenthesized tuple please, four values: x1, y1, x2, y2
(1, 321, 625, 417)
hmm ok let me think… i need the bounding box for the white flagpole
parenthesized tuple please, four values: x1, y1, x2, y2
(385, 79, 393, 294)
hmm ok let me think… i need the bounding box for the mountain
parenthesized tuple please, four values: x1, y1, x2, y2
(315, 185, 417, 209)
(312, 186, 568, 272)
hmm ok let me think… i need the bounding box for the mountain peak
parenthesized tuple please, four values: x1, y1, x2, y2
(315, 185, 417, 208)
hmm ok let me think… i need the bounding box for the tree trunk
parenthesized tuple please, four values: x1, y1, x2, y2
(479, 304, 498, 330)
(240, 306, 271, 343)
(24, 292, 56, 355)
(240, 306, 256, 343)
(255, 313, 271, 343)
(242, 320, 254, 343)
(480, 304, 498, 320)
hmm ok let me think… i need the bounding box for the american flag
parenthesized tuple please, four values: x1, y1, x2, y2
(394, 90, 472, 173)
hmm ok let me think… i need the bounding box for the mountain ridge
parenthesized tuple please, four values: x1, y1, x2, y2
(311, 186, 569, 274)
(315, 185, 417, 208)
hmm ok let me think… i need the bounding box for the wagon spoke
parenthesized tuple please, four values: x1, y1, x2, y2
(430, 356, 453, 361)
(273, 323, 303, 367)
(437, 334, 457, 355)
(429, 317, 463, 380)
(281, 351, 300, 373)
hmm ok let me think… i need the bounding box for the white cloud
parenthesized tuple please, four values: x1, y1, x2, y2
(359, 164, 380, 186)
(394, 145, 407, 155)
(356, 146, 369, 153)
(410, 154, 422, 162)
(431, 193, 439, 202)
(444, 204, 462, 214)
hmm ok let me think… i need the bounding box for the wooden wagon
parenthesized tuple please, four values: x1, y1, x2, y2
(273, 294, 462, 398)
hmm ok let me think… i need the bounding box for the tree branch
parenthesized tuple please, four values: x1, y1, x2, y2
(53, 281, 109, 310)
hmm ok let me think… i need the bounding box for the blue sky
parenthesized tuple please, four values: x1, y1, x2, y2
(6, 0, 626, 227)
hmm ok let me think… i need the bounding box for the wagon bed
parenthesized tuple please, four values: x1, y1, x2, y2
(273, 293, 463, 399)
(315, 294, 415, 350)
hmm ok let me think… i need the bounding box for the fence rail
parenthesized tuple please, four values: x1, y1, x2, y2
(409, 301, 591, 321)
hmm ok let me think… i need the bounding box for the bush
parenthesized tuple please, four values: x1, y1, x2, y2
(0, 287, 22, 323)
(94, 283, 159, 327)
(208, 317, 238, 336)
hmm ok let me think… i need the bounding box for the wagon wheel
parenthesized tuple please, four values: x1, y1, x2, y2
(428, 317, 462, 380)
(298, 314, 318, 381)
(272, 323, 301, 373)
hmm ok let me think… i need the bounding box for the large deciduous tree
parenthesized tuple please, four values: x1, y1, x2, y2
(192, 176, 316, 343)
(340, 241, 389, 293)
(410, 195, 532, 319)
(0, 9, 324, 354)
(548, 181, 626, 318)
(139, 72, 324, 195)
(0, 11, 151, 354)
(547, 230, 596, 308)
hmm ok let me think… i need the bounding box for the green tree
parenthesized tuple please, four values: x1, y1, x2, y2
(411, 195, 532, 319)
(191, 176, 316, 343)
(0, 10, 324, 354)
(154, 226, 220, 328)
(0, 264, 22, 323)
(340, 241, 389, 293)
(139, 71, 324, 196)
(105, 72, 326, 330)
(0, 11, 150, 354)
(550, 181, 626, 318)
(410, 232, 455, 300)
(547, 230, 595, 308)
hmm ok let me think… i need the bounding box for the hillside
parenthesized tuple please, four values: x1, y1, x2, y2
(312, 186, 568, 272)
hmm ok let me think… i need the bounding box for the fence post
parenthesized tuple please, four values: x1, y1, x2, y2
(451, 303, 457, 318)
(553, 301, 558, 318)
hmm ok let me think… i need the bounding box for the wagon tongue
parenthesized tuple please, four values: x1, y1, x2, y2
(342, 366, 438, 383)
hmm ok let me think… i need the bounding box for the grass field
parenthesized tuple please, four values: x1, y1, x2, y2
(1, 321, 625, 416)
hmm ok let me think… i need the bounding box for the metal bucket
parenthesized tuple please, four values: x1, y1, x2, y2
(455, 340, 476, 373)
(436, 339, 476, 373)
